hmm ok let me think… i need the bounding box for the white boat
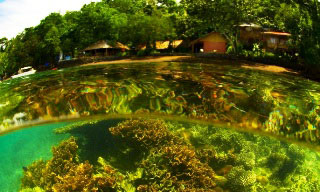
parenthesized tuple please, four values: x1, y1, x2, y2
(11, 66, 36, 79)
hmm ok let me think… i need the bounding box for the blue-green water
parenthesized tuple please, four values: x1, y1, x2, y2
(0, 123, 70, 191)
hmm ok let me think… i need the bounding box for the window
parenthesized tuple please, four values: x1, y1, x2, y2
(269, 37, 277, 44)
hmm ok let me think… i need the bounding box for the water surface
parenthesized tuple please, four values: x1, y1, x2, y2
(1, 62, 320, 191)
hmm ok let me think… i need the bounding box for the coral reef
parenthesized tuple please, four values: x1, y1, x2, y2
(184, 122, 320, 191)
(21, 119, 320, 192)
(235, 152, 255, 170)
(266, 152, 300, 181)
(20, 137, 123, 192)
(109, 119, 220, 191)
(21, 137, 79, 190)
(226, 166, 256, 192)
(20, 187, 45, 192)
(109, 119, 184, 150)
(138, 145, 217, 191)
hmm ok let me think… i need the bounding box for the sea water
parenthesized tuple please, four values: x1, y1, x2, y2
(0, 123, 71, 191)
(1, 62, 320, 191)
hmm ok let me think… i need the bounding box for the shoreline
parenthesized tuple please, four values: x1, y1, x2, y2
(80, 55, 298, 75)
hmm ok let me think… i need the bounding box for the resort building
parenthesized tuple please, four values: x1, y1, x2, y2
(238, 23, 263, 49)
(191, 32, 227, 53)
(84, 40, 129, 56)
(262, 32, 291, 51)
(238, 23, 292, 52)
(139, 40, 186, 52)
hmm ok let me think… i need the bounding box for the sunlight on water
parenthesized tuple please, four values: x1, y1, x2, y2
(1, 62, 320, 191)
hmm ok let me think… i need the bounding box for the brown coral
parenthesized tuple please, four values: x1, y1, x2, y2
(21, 137, 79, 191)
(53, 162, 95, 191)
(21, 160, 47, 189)
(109, 119, 219, 191)
(52, 162, 119, 192)
(20, 137, 122, 192)
(139, 144, 217, 191)
(109, 119, 184, 149)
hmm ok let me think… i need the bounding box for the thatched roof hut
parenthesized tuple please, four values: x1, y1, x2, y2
(84, 40, 129, 56)
(84, 40, 129, 51)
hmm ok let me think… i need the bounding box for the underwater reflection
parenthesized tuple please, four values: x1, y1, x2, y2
(0, 62, 320, 149)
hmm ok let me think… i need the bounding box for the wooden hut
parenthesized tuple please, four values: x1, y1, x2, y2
(238, 23, 263, 48)
(262, 32, 291, 51)
(191, 32, 227, 53)
(84, 40, 129, 56)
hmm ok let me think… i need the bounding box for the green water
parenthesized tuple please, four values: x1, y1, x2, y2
(0, 123, 71, 191)
(8, 118, 320, 192)
(0, 62, 320, 191)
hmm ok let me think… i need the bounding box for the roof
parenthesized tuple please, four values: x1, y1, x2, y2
(156, 40, 183, 49)
(21, 66, 32, 70)
(139, 40, 184, 50)
(84, 40, 129, 51)
(238, 23, 262, 28)
(263, 32, 291, 36)
(190, 32, 227, 45)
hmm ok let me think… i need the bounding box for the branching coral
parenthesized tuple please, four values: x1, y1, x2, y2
(52, 161, 121, 191)
(226, 166, 256, 192)
(186, 122, 320, 191)
(21, 137, 79, 190)
(110, 119, 220, 191)
(138, 144, 217, 191)
(197, 148, 236, 171)
(235, 152, 256, 170)
(109, 119, 184, 150)
(53, 162, 96, 191)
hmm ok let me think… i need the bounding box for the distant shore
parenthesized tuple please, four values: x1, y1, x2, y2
(80, 55, 298, 75)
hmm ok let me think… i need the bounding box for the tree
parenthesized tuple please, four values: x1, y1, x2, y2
(180, 0, 261, 53)
(60, 11, 81, 57)
(104, 0, 147, 14)
(2, 35, 28, 75)
(34, 13, 65, 66)
(75, 2, 127, 49)
(121, 10, 176, 49)
(0, 52, 9, 76)
(292, 0, 320, 71)
(0, 37, 8, 52)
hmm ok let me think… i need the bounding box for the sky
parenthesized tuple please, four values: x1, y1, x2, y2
(0, 0, 100, 39)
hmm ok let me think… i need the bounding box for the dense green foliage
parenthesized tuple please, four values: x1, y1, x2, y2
(0, 0, 319, 77)
(0, 0, 179, 76)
